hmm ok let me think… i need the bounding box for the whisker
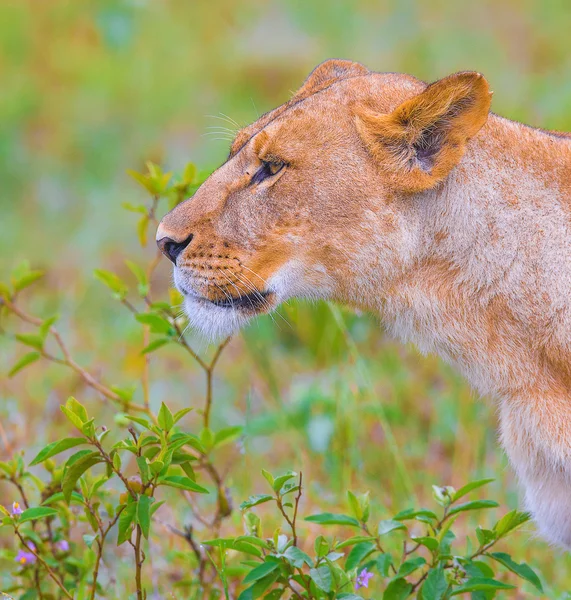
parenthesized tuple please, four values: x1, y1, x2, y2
(219, 112, 241, 128)
(238, 263, 271, 287)
(211, 279, 235, 307)
(217, 268, 257, 312)
(202, 133, 234, 140)
(206, 113, 241, 129)
(236, 265, 293, 329)
(205, 126, 237, 134)
(234, 272, 281, 330)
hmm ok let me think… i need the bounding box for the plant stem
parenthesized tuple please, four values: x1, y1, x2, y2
(203, 336, 231, 429)
(134, 524, 144, 600)
(14, 529, 74, 600)
(90, 507, 124, 600)
(1, 297, 150, 414)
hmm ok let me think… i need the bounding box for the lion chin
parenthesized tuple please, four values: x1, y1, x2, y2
(183, 295, 253, 341)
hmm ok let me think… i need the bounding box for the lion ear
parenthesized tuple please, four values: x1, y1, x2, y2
(355, 72, 492, 192)
(294, 59, 369, 99)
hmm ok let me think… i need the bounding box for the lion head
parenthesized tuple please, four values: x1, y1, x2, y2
(156, 59, 491, 339)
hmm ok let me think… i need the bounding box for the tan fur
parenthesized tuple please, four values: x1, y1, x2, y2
(157, 59, 571, 549)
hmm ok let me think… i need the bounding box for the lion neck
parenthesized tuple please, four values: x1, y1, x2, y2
(349, 114, 571, 400)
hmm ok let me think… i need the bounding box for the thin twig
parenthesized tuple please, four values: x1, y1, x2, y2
(204, 336, 231, 429)
(13, 529, 74, 600)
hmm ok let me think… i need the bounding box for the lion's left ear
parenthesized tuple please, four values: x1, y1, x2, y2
(294, 59, 370, 100)
(355, 72, 492, 192)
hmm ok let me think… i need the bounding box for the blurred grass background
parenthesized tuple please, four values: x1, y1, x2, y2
(2, 0, 571, 597)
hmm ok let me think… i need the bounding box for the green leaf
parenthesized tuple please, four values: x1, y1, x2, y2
(378, 519, 407, 536)
(66, 397, 88, 423)
(136, 313, 174, 336)
(29, 437, 87, 466)
(305, 513, 359, 527)
(65, 449, 94, 468)
(261, 469, 274, 488)
(18, 507, 58, 524)
(149, 460, 164, 475)
(397, 556, 425, 578)
(13, 270, 44, 292)
(173, 407, 193, 424)
(62, 452, 103, 503)
(127, 415, 152, 429)
(488, 552, 542, 591)
(136, 456, 150, 484)
(452, 478, 495, 502)
(9, 352, 40, 377)
(347, 490, 362, 521)
(239, 494, 274, 511)
(336, 536, 376, 550)
(383, 577, 412, 599)
(82, 418, 96, 438)
(117, 502, 137, 545)
(137, 214, 149, 246)
(43, 491, 84, 505)
(309, 565, 332, 592)
(169, 432, 204, 454)
(464, 559, 494, 579)
(450, 577, 515, 595)
(242, 560, 280, 584)
(83, 534, 97, 549)
(159, 476, 208, 493)
(283, 546, 313, 568)
(393, 508, 437, 522)
(475, 527, 496, 546)
(314, 535, 330, 558)
(94, 269, 127, 299)
(141, 338, 170, 355)
(272, 470, 297, 494)
(127, 169, 157, 194)
(345, 542, 375, 571)
(422, 567, 447, 600)
(0, 282, 12, 300)
(37, 316, 57, 342)
(493, 509, 531, 537)
(213, 426, 243, 448)
(447, 500, 499, 517)
(14, 333, 43, 350)
(137, 495, 152, 539)
(157, 402, 174, 431)
(239, 571, 280, 600)
(125, 260, 149, 297)
(150, 500, 164, 517)
(411, 536, 439, 552)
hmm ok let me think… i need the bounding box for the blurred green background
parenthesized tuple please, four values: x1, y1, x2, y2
(2, 0, 571, 597)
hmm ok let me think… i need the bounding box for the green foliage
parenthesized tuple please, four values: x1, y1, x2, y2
(0, 162, 544, 598)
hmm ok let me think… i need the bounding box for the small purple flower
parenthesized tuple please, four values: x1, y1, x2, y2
(355, 568, 374, 590)
(56, 539, 69, 552)
(11, 501, 23, 516)
(15, 542, 36, 566)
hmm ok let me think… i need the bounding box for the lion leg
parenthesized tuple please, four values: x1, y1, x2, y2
(499, 394, 571, 548)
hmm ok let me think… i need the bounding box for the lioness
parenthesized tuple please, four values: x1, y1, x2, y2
(156, 59, 571, 549)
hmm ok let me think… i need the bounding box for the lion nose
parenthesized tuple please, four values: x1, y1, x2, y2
(156, 232, 194, 264)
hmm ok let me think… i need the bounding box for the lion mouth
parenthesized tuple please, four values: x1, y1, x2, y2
(209, 290, 271, 311)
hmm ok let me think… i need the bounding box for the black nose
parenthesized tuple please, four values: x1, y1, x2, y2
(157, 233, 194, 264)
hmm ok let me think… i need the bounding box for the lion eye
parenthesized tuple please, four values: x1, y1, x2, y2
(251, 160, 284, 184)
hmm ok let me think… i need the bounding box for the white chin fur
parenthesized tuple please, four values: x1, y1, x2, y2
(183, 296, 253, 341)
